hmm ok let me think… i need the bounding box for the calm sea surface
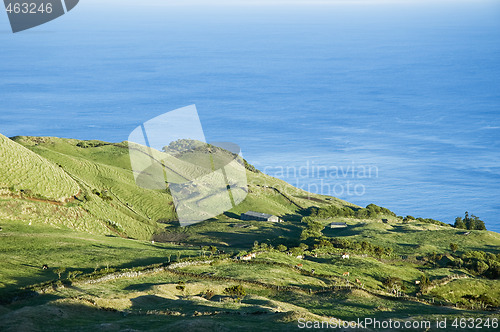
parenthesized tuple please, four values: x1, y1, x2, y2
(0, 1, 499, 231)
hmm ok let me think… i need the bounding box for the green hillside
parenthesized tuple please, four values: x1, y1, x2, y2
(5, 136, 349, 240)
(0, 135, 499, 331)
(0, 134, 79, 202)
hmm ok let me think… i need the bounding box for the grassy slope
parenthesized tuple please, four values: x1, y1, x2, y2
(0, 274, 340, 332)
(0, 134, 79, 201)
(1, 260, 497, 332)
(0, 135, 346, 291)
(320, 219, 500, 256)
(1, 135, 499, 330)
(0, 219, 198, 295)
(6, 136, 349, 240)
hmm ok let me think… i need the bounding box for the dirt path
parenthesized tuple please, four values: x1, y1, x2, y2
(0, 190, 81, 206)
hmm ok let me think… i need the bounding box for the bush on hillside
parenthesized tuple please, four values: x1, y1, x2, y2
(306, 203, 396, 220)
(300, 217, 324, 240)
(224, 285, 246, 302)
(276, 244, 287, 252)
(76, 140, 108, 148)
(382, 276, 405, 290)
(427, 249, 500, 279)
(203, 289, 215, 300)
(176, 281, 186, 292)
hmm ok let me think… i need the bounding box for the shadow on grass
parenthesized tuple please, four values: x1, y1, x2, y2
(199, 228, 301, 248)
(275, 289, 469, 322)
(223, 212, 240, 219)
(129, 294, 277, 316)
(123, 283, 164, 292)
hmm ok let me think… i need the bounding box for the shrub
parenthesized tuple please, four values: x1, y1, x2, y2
(416, 217, 450, 227)
(374, 246, 385, 257)
(487, 261, 500, 279)
(203, 289, 215, 300)
(298, 243, 309, 251)
(290, 247, 303, 256)
(76, 140, 108, 148)
(476, 261, 489, 275)
(224, 285, 246, 302)
(419, 274, 430, 286)
(382, 276, 404, 290)
(276, 244, 287, 252)
(176, 281, 186, 292)
(463, 251, 486, 260)
(54, 267, 66, 279)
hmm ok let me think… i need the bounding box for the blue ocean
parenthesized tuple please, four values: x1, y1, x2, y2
(0, 1, 499, 231)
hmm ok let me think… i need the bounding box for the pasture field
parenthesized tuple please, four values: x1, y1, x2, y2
(0, 219, 197, 297)
(1, 258, 498, 332)
(0, 135, 499, 331)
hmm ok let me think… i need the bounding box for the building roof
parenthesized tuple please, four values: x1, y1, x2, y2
(330, 222, 347, 225)
(242, 211, 275, 219)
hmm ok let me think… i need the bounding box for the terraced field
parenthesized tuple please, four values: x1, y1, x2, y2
(0, 134, 79, 202)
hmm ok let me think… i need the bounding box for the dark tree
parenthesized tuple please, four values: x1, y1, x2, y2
(471, 215, 486, 230)
(454, 217, 466, 229)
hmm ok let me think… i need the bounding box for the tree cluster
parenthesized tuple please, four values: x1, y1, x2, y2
(326, 237, 393, 257)
(306, 203, 396, 220)
(454, 212, 486, 230)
